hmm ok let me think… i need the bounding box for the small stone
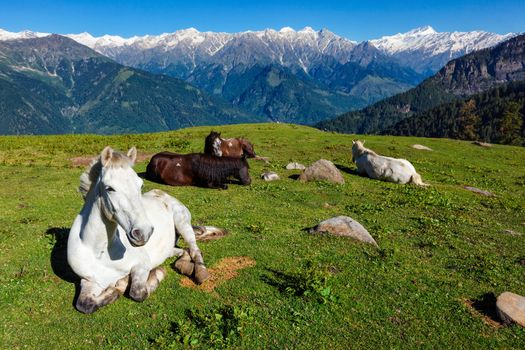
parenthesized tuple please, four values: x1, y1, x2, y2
(261, 172, 280, 181)
(464, 186, 494, 197)
(472, 141, 492, 147)
(298, 159, 345, 184)
(309, 216, 377, 247)
(412, 144, 432, 151)
(496, 292, 525, 327)
(502, 229, 522, 236)
(286, 162, 305, 170)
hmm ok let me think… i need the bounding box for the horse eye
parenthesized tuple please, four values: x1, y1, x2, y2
(105, 186, 115, 192)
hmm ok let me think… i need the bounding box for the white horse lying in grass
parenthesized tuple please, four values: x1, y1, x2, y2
(351, 140, 428, 186)
(68, 146, 222, 313)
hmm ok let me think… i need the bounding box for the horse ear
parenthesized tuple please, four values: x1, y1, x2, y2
(127, 147, 137, 164)
(352, 140, 356, 145)
(101, 146, 113, 167)
(362, 140, 366, 145)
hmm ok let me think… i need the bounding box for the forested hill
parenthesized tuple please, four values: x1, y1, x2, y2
(384, 81, 525, 146)
(315, 34, 525, 135)
(0, 35, 257, 135)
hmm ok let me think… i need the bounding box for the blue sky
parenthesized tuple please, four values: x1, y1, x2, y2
(0, 0, 523, 41)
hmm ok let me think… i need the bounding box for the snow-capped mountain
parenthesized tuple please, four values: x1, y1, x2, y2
(1, 26, 515, 75)
(370, 26, 516, 73)
(0, 26, 517, 125)
(64, 27, 358, 74)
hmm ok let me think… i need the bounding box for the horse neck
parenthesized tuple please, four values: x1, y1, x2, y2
(80, 187, 118, 252)
(354, 144, 373, 158)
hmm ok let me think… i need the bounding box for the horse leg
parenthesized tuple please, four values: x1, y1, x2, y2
(76, 277, 127, 314)
(238, 166, 251, 185)
(129, 265, 166, 302)
(173, 208, 209, 284)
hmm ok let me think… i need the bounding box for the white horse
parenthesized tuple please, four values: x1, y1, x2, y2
(351, 140, 428, 186)
(68, 146, 221, 313)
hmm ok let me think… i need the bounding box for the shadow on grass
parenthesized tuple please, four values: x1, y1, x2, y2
(288, 174, 300, 180)
(261, 268, 305, 296)
(46, 227, 81, 308)
(334, 163, 360, 176)
(470, 292, 503, 326)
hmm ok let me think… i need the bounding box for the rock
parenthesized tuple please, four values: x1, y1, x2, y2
(472, 141, 492, 147)
(309, 216, 378, 247)
(502, 229, 522, 236)
(298, 159, 345, 184)
(464, 186, 494, 197)
(412, 144, 432, 151)
(261, 172, 280, 181)
(286, 162, 305, 170)
(496, 292, 525, 327)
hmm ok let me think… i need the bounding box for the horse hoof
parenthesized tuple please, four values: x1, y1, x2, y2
(115, 275, 130, 294)
(173, 259, 195, 277)
(194, 264, 210, 285)
(155, 267, 167, 282)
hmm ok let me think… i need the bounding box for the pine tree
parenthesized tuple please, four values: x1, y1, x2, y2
(456, 99, 480, 140)
(498, 101, 524, 145)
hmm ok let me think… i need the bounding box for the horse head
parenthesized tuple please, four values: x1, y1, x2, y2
(98, 146, 154, 247)
(240, 139, 256, 158)
(351, 140, 366, 162)
(204, 131, 222, 157)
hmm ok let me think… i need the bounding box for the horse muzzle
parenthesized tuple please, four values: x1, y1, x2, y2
(127, 226, 154, 247)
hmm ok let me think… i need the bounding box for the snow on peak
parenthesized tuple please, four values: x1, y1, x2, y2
(407, 26, 437, 35)
(0, 28, 49, 41)
(279, 27, 295, 33)
(370, 26, 515, 55)
(298, 26, 316, 34)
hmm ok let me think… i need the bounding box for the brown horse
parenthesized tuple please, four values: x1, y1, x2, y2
(204, 131, 256, 158)
(146, 152, 251, 189)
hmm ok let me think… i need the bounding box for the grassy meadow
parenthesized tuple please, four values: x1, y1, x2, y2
(0, 123, 524, 349)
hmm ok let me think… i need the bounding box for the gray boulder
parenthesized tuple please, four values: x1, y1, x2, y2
(309, 216, 378, 247)
(464, 186, 494, 197)
(261, 172, 280, 181)
(496, 292, 525, 327)
(298, 159, 345, 184)
(286, 162, 305, 170)
(412, 144, 432, 151)
(472, 141, 492, 147)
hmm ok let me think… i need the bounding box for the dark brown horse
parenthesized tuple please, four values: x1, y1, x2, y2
(146, 152, 251, 189)
(204, 131, 256, 158)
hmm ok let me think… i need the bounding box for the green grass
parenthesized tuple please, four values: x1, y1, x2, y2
(0, 123, 524, 349)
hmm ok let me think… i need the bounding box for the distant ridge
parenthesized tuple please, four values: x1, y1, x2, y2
(0, 35, 258, 135)
(316, 34, 525, 139)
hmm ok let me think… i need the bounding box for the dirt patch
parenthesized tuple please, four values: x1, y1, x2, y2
(180, 256, 256, 293)
(70, 152, 153, 167)
(463, 296, 503, 329)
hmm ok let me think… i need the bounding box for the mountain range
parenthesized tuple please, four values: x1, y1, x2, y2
(0, 26, 515, 128)
(0, 26, 519, 135)
(0, 35, 257, 135)
(316, 34, 525, 144)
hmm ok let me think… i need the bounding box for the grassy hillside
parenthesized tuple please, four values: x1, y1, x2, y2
(0, 124, 524, 349)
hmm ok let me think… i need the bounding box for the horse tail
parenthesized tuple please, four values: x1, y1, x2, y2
(192, 226, 228, 241)
(409, 172, 429, 187)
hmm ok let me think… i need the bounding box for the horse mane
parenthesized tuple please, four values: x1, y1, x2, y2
(78, 151, 133, 200)
(192, 154, 248, 184)
(353, 141, 377, 158)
